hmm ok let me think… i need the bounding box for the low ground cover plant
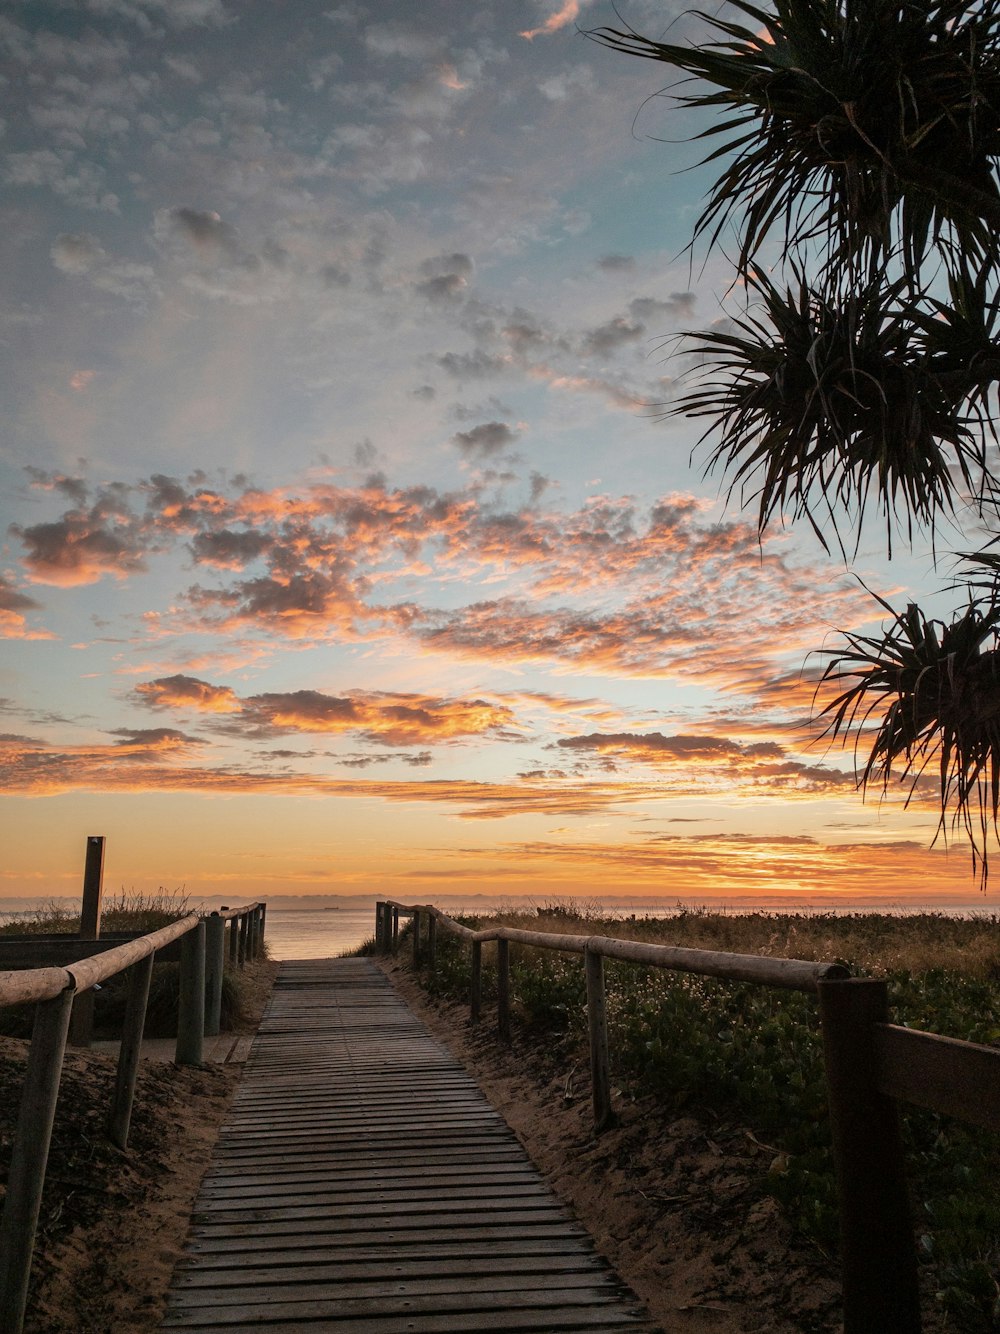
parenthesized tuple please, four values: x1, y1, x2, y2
(416, 906, 1000, 1332)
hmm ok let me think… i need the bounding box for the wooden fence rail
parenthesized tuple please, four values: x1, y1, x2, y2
(376, 899, 1000, 1334)
(0, 901, 265, 1334)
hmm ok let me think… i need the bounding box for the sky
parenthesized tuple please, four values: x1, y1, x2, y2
(0, 0, 991, 908)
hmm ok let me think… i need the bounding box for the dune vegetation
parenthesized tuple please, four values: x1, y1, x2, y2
(413, 905, 1000, 1333)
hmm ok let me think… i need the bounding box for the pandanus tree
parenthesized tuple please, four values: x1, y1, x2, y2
(590, 0, 1000, 883)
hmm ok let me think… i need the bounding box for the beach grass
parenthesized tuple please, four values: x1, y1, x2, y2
(0, 888, 192, 936)
(0, 892, 268, 1038)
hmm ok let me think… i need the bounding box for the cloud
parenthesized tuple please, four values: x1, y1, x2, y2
(155, 206, 239, 253)
(51, 232, 104, 274)
(134, 675, 519, 746)
(10, 469, 871, 688)
(597, 254, 636, 273)
(520, 1, 583, 40)
(451, 421, 519, 458)
(5, 149, 119, 211)
(629, 293, 697, 325)
(558, 731, 744, 759)
(13, 474, 153, 588)
(109, 726, 206, 756)
(185, 570, 364, 638)
(12, 513, 147, 587)
(189, 529, 272, 569)
(414, 252, 474, 303)
(581, 316, 645, 358)
(553, 729, 853, 794)
(452, 831, 975, 899)
(51, 232, 159, 301)
(538, 64, 596, 101)
(437, 349, 511, 379)
(0, 731, 667, 818)
(0, 575, 52, 640)
(87, 0, 230, 30)
(363, 22, 439, 60)
(239, 689, 517, 745)
(134, 674, 241, 713)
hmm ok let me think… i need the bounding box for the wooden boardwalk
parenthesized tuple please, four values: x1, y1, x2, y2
(162, 957, 655, 1332)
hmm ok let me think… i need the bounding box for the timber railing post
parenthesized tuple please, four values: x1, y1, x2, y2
(427, 913, 437, 970)
(237, 911, 248, 968)
(392, 907, 399, 953)
(470, 940, 482, 1024)
(496, 937, 511, 1044)
(585, 945, 614, 1132)
(176, 920, 206, 1065)
(818, 977, 921, 1334)
(412, 910, 422, 963)
(0, 985, 75, 1334)
(228, 913, 239, 969)
(69, 834, 105, 1048)
(258, 902, 266, 954)
(204, 913, 225, 1038)
(108, 952, 154, 1149)
(374, 901, 384, 952)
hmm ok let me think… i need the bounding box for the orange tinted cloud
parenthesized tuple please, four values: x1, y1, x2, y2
(0, 737, 662, 815)
(454, 832, 978, 900)
(241, 690, 517, 745)
(12, 470, 873, 696)
(0, 728, 204, 777)
(14, 513, 147, 586)
(554, 730, 855, 796)
(133, 675, 519, 746)
(0, 577, 53, 640)
(135, 675, 242, 713)
(520, 1, 581, 40)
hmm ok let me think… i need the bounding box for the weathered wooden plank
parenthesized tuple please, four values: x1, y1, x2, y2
(161, 957, 651, 1332)
(189, 1205, 574, 1239)
(174, 1253, 608, 1286)
(162, 1285, 643, 1325)
(192, 1184, 554, 1220)
(166, 1311, 650, 1333)
(204, 1145, 528, 1171)
(182, 1221, 592, 1256)
(167, 1271, 628, 1308)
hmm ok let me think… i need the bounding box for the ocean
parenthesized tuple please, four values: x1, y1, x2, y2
(263, 906, 377, 960)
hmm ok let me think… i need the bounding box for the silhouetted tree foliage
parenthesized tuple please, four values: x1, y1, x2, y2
(591, 0, 1000, 883)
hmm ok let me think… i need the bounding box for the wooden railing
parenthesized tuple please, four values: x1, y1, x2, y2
(376, 900, 1000, 1334)
(0, 901, 265, 1334)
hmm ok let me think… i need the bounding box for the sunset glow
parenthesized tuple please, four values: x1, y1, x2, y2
(0, 1, 987, 908)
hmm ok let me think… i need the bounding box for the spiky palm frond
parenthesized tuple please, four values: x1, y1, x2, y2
(676, 266, 998, 551)
(589, 0, 1000, 277)
(818, 592, 1000, 883)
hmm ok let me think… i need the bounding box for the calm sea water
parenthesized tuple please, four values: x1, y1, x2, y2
(264, 906, 378, 960)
